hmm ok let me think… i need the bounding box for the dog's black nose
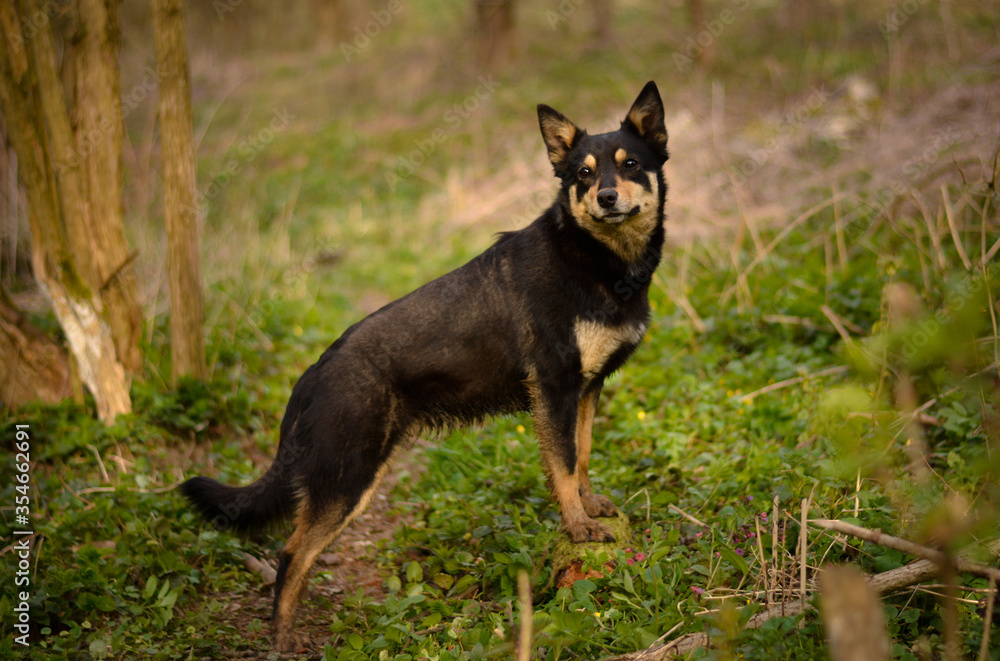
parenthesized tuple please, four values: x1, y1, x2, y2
(597, 189, 618, 209)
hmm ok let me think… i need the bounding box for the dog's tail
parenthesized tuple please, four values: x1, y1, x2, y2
(179, 448, 300, 533)
(181, 366, 320, 533)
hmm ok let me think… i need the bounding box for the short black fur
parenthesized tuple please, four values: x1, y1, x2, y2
(180, 81, 669, 651)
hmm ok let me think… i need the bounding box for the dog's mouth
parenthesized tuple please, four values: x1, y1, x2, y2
(598, 205, 641, 224)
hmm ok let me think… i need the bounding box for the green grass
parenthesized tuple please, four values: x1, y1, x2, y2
(4, 1, 1000, 659)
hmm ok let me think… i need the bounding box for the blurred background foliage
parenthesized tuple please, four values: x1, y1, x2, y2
(2, 0, 999, 659)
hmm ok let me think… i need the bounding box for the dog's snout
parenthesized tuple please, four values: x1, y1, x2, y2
(597, 189, 618, 209)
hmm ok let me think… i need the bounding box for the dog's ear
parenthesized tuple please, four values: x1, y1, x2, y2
(623, 81, 668, 161)
(538, 104, 581, 170)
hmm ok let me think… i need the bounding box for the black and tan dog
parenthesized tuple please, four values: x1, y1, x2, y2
(181, 81, 668, 650)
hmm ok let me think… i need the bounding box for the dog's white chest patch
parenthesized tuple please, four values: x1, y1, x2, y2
(574, 318, 647, 377)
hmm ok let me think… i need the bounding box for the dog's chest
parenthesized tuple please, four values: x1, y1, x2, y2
(574, 318, 647, 378)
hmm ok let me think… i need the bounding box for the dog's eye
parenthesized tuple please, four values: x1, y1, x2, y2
(577, 166, 592, 178)
(623, 158, 638, 170)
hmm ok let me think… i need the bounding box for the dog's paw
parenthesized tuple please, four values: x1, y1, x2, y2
(566, 517, 616, 543)
(581, 493, 617, 518)
(274, 629, 307, 653)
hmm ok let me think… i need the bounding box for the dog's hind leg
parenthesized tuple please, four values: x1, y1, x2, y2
(272, 460, 394, 651)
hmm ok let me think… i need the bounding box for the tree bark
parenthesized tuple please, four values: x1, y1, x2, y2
(474, 0, 514, 68)
(312, 0, 353, 50)
(152, 0, 206, 383)
(0, 289, 72, 407)
(591, 0, 613, 48)
(74, 0, 144, 374)
(0, 0, 131, 422)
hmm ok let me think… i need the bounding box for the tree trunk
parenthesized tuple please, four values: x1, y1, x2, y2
(313, 0, 352, 50)
(591, 0, 613, 48)
(74, 0, 144, 374)
(0, 0, 132, 422)
(474, 0, 514, 68)
(0, 289, 72, 407)
(152, 0, 206, 383)
(686, 0, 714, 70)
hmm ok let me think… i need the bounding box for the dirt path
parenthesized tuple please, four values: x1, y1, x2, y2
(201, 442, 422, 659)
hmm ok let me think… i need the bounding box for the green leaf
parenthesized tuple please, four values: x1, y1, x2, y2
(622, 569, 636, 595)
(720, 547, 749, 575)
(572, 579, 597, 603)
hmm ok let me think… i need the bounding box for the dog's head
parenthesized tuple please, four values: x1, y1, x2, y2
(537, 82, 668, 261)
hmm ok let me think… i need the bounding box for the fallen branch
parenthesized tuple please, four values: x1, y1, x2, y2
(600, 601, 813, 661)
(243, 553, 277, 584)
(810, 519, 1000, 583)
(739, 365, 848, 403)
(601, 527, 1000, 661)
(516, 570, 532, 661)
(668, 503, 708, 529)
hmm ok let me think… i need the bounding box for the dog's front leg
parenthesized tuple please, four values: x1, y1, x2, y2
(575, 388, 617, 518)
(532, 384, 616, 543)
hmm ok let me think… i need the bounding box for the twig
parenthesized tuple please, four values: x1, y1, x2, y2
(740, 193, 852, 279)
(87, 444, 110, 483)
(601, 538, 1000, 661)
(668, 503, 708, 529)
(674, 294, 707, 333)
(800, 499, 809, 608)
(755, 515, 771, 609)
(762, 314, 833, 332)
(242, 553, 276, 584)
(810, 519, 1000, 582)
(516, 570, 532, 661)
(942, 184, 972, 270)
(624, 488, 652, 521)
(981, 233, 1000, 266)
(739, 365, 848, 403)
(772, 496, 780, 604)
(847, 410, 941, 426)
(830, 184, 848, 275)
(820, 305, 865, 341)
(854, 470, 861, 518)
(911, 586, 982, 605)
(979, 575, 997, 661)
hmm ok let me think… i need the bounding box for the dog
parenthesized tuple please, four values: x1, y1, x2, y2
(180, 81, 668, 651)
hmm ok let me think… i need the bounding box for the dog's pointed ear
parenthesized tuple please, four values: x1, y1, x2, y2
(623, 81, 668, 160)
(538, 104, 581, 170)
